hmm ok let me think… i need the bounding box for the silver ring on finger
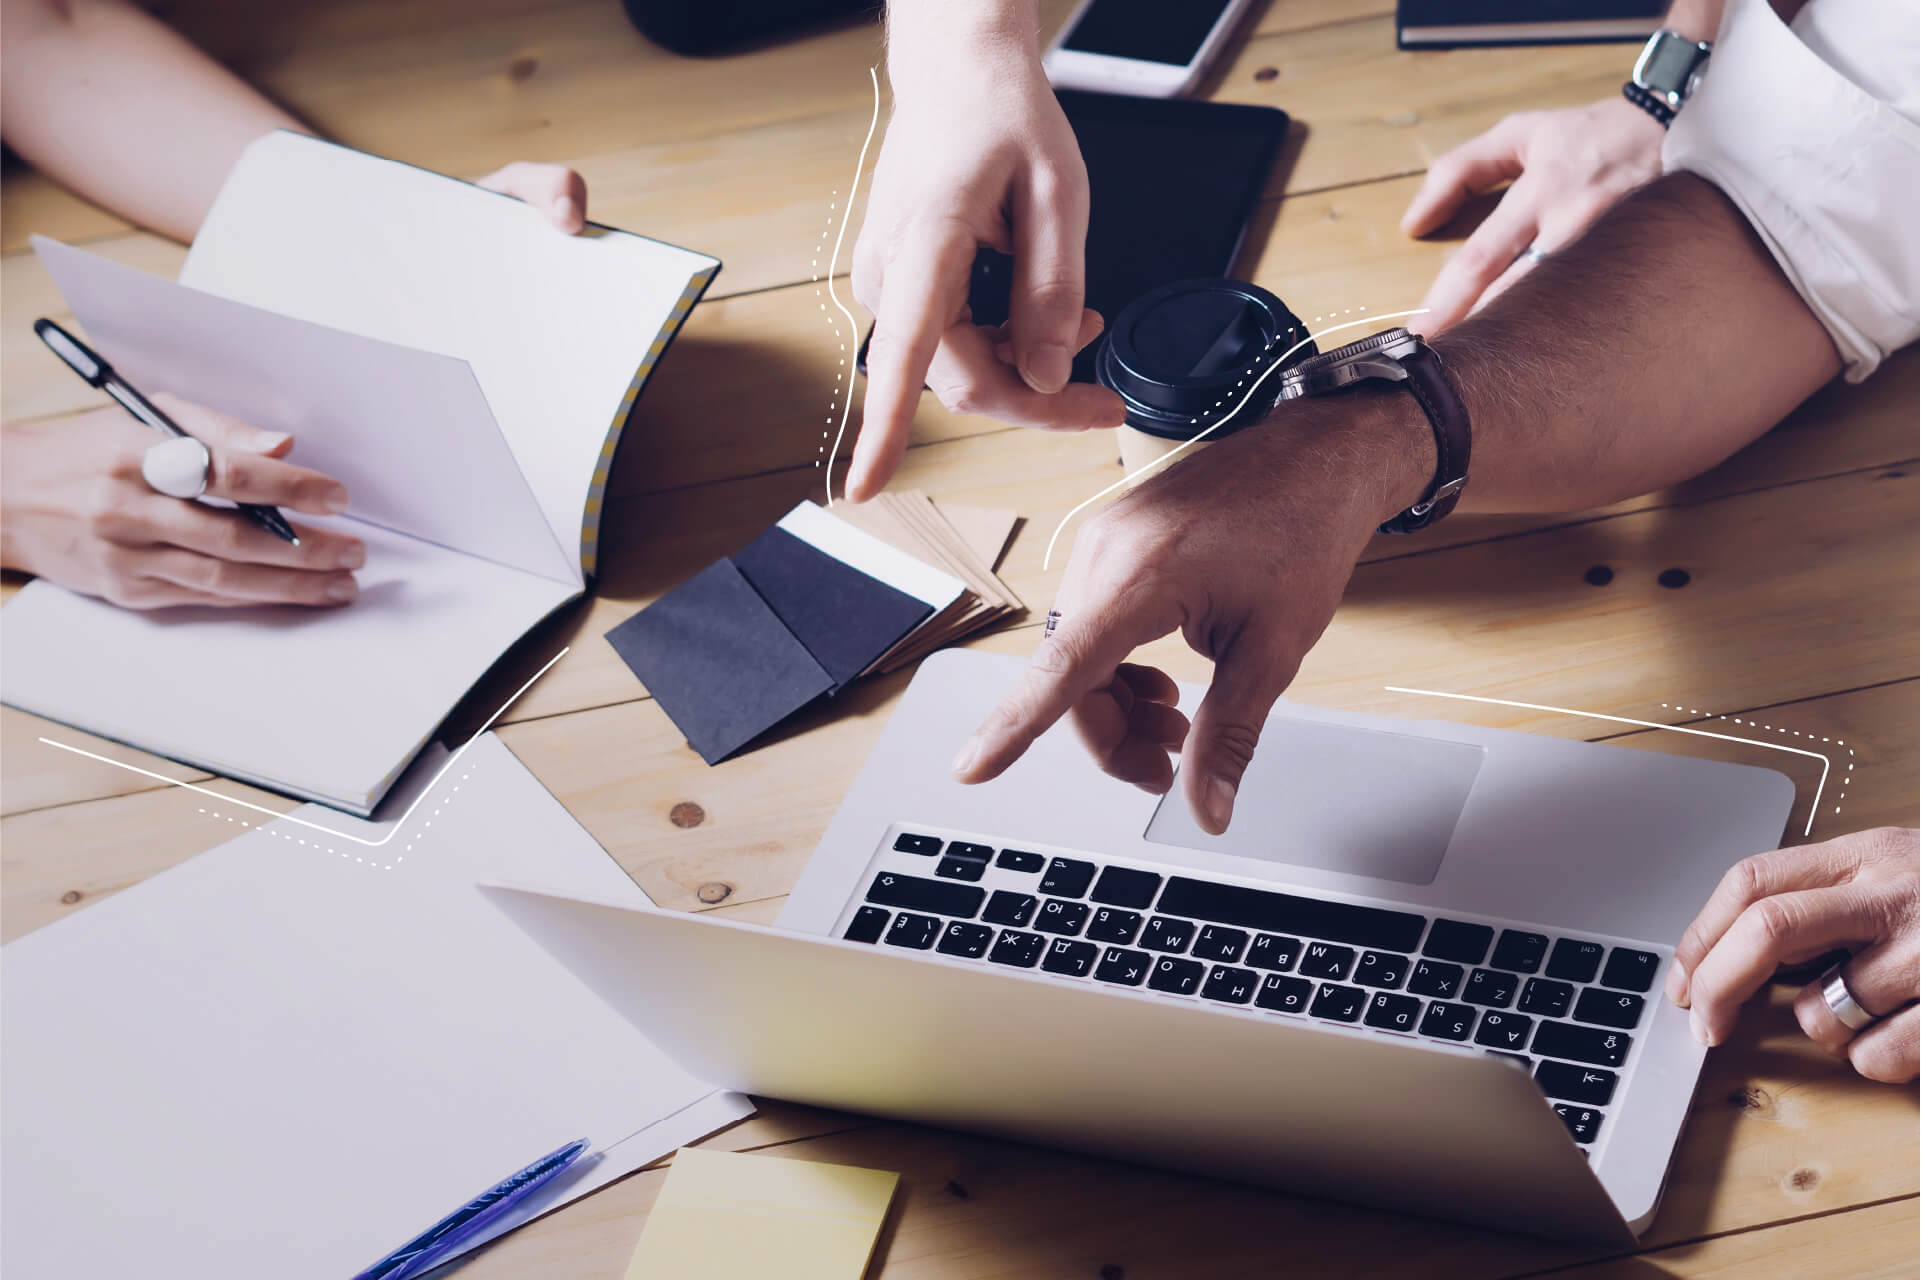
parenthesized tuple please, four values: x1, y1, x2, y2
(1518, 243, 1549, 266)
(140, 436, 211, 500)
(1819, 960, 1881, 1035)
(1044, 609, 1063, 641)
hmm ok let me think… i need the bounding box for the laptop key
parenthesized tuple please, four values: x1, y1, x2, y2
(844, 906, 890, 944)
(884, 912, 940, 950)
(1354, 950, 1410, 989)
(1486, 1052, 1533, 1072)
(1299, 942, 1356, 981)
(996, 849, 1045, 873)
(1255, 974, 1314, 1014)
(1462, 967, 1518, 1007)
(988, 929, 1046, 968)
(1193, 925, 1249, 963)
(947, 841, 994, 861)
(1536, 1060, 1619, 1106)
(1490, 930, 1549, 974)
(1086, 908, 1144, 945)
(1474, 1010, 1535, 1052)
(1035, 898, 1091, 935)
(892, 832, 942, 856)
(1142, 916, 1196, 953)
(1546, 938, 1605, 983)
(1553, 1104, 1605, 1145)
(1601, 947, 1661, 993)
(1091, 865, 1162, 909)
(1363, 992, 1422, 1033)
(1156, 878, 1425, 951)
(1040, 857, 1097, 898)
(1147, 956, 1205, 996)
(982, 890, 1038, 928)
(1202, 965, 1259, 1004)
(1246, 933, 1302, 971)
(1574, 987, 1645, 1029)
(1422, 919, 1494, 965)
(1042, 938, 1099, 977)
(1518, 978, 1574, 1018)
(1095, 946, 1152, 986)
(866, 872, 985, 919)
(1533, 1020, 1631, 1067)
(936, 921, 995, 958)
(1408, 959, 1464, 998)
(1420, 1000, 1477, 1041)
(1310, 982, 1366, 1023)
(935, 855, 986, 882)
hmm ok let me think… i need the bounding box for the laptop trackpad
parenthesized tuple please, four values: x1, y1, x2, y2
(1143, 720, 1485, 886)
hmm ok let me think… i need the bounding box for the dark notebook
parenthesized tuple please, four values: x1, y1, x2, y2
(1397, 0, 1664, 48)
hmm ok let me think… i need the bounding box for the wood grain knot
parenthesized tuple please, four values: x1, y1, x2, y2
(1100, 1266, 1126, 1280)
(1584, 565, 1614, 587)
(509, 56, 539, 82)
(1658, 568, 1691, 589)
(669, 802, 706, 829)
(59, 890, 83, 905)
(944, 1179, 969, 1199)
(1785, 1166, 1821, 1192)
(1253, 67, 1278, 82)
(696, 882, 732, 904)
(1729, 1086, 1776, 1118)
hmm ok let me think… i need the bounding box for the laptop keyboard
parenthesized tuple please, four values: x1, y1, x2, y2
(840, 829, 1667, 1158)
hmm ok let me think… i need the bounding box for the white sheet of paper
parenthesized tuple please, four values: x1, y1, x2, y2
(32, 236, 574, 585)
(181, 131, 720, 572)
(777, 500, 967, 613)
(0, 519, 576, 813)
(0, 733, 752, 1280)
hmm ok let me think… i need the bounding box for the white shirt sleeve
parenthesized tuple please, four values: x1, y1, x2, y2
(1662, 0, 1919, 382)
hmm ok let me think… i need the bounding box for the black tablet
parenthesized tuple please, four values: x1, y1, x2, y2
(860, 90, 1291, 383)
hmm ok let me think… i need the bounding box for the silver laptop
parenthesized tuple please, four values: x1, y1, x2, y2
(489, 649, 1795, 1244)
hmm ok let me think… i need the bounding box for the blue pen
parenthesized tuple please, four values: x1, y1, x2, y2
(353, 1137, 591, 1280)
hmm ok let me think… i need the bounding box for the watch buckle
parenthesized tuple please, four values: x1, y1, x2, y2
(1408, 476, 1468, 517)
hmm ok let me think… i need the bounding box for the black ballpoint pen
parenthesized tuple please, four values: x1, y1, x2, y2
(32, 317, 300, 545)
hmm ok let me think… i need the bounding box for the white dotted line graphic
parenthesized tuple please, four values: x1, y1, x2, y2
(192, 767, 473, 871)
(814, 192, 844, 471)
(1662, 704, 1856, 818)
(818, 66, 881, 504)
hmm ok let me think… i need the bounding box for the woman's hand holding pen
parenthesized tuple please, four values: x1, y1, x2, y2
(1, 396, 364, 609)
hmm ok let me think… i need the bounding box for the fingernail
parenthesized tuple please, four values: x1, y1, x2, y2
(950, 737, 981, 779)
(554, 195, 579, 228)
(323, 486, 350, 514)
(254, 431, 292, 454)
(337, 542, 366, 570)
(325, 578, 357, 604)
(1664, 961, 1689, 1007)
(1202, 776, 1237, 834)
(1019, 344, 1072, 394)
(1690, 1010, 1715, 1048)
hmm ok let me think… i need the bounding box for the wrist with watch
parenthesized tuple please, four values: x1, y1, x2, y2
(1625, 28, 1713, 128)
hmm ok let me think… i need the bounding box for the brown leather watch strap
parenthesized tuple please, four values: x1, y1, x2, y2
(1379, 342, 1471, 535)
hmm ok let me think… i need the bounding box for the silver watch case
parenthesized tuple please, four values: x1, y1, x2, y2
(1633, 29, 1712, 111)
(1276, 327, 1421, 401)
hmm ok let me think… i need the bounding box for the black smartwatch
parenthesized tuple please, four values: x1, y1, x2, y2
(1277, 328, 1470, 534)
(1625, 29, 1713, 127)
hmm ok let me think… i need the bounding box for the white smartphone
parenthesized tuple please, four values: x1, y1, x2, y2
(1042, 0, 1262, 99)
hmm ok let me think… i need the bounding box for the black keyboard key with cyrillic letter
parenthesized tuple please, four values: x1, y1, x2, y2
(1154, 878, 1426, 952)
(1474, 1010, 1535, 1052)
(1408, 959, 1463, 998)
(996, 848, 1045, 873)
(1192, 925, 1249, 963)
(988, 929, 1045, 968)
(1601, 947, 1661, 992)
(1090, 865, 1162, 908)
(1535, 1060, 1618, 1106)
(1422, 918, 1494, 964)
(1035, 898, 1090, 935)
(1042, 938, 1098, 977)
(1553, 1104, 1604, 1144)
(1255, 973, 1313, 1013)
(935, 855, 986, 881)
(1575, 987, 1645, 1029)
(1364, 992, 1422, 1032)
(1420, 1000, 1477, 1041)
(1546, 938, 1605, 983)
(1462, 967, 1518, 1007)
(892, 832, 942, 856)
(1354, 950, 1410, 989)
(982, 890, 1037, 928)
(1040, 857, 1097, 898)
(1246, 933, 1302, 971)
(1299, 942, 1356, 980)
(866, 872, 985, 919)
(1202, 965, 1259, 1004)
(1533, 1020, 1632, 1067)
(1095, 946, 1152, 986)
(1142, 916, 1196, 953)
(1086, 908, 1143, 944)
(936, 921, 994, 958)
(884, 912, 940, 950)
(1147, 956, 1205, 995)
(1490, 930, 1549, 973)
(844, 906, 889, 944)
(1310, 982, 1367, 1022)
(1518, 979, 1574, 1018)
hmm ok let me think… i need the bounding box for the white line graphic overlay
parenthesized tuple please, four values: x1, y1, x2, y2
(822, 65, 882, 506)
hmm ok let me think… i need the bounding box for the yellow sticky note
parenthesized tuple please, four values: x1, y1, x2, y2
(625, 1148, 899, 1280)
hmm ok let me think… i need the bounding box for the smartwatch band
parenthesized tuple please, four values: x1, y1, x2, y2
(1379, 343, 1471, 535)
(1621, 81, 1676, 128)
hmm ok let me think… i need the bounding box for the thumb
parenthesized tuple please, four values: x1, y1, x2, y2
(1181, 636, 1298, 835)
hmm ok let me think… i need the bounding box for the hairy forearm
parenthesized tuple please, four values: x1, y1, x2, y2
(0, 0, 306, 243)
(1420, 173, 1842, 514)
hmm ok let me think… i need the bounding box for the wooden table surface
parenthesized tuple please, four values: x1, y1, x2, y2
(4, 2, 1916, 1275)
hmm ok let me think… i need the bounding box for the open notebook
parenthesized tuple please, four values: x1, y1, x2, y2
(2, 132, 718, 815)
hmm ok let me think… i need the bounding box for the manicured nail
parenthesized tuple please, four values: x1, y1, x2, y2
(950, 737, 981, 779)
(1665, 960, 1689, 1007)
(337, 542, 366, 571)
(254, 431, 293, 454)
(1020, 344, 1072, 394)
(554, 195, 579, 228)
(1202, 776, 1237, 834)
(325, 578, 357, 603)
(1690, 1010, 1715, 1048)
(323, 486, 350, 514)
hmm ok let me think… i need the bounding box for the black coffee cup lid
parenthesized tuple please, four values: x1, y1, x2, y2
(1096, 279, 1316, 441)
